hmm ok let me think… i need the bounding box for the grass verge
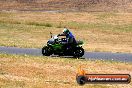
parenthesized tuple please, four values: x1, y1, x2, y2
(0, 54, 132, 88)
(0, 12, 132, 53)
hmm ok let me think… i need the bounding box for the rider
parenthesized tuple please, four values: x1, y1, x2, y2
(58, 27, 76, 49)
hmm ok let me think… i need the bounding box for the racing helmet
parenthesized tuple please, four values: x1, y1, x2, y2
(63, 28, 69, 34)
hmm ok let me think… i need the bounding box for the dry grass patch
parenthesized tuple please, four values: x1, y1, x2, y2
(0, 12, 132, 53)
(0, 0, 132, 12)
(0, 54, 132, 88)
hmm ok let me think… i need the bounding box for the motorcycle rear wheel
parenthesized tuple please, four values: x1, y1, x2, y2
(73, 47, 84, 58)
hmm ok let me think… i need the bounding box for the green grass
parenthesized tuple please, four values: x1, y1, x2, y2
(66, 21, 132, 32)
(26, 22, 53, 27)
(94, 12, 118, 19)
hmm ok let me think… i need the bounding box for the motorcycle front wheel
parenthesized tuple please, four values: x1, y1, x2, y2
(42, 46, 52, 56)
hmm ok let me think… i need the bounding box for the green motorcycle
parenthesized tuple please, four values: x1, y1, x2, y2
(42, 32, 84, 58)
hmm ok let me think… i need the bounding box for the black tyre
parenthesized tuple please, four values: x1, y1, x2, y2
(73, 47, 84, 58)
(76, 76, 86, 85)
(42, 46, 52, 56)
(58, 53, 64, 56)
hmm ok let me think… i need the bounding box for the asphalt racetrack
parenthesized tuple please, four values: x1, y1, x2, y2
(0, 46, 132, 62)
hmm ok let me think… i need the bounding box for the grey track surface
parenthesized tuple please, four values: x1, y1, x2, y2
(0, 46, 132, 62)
